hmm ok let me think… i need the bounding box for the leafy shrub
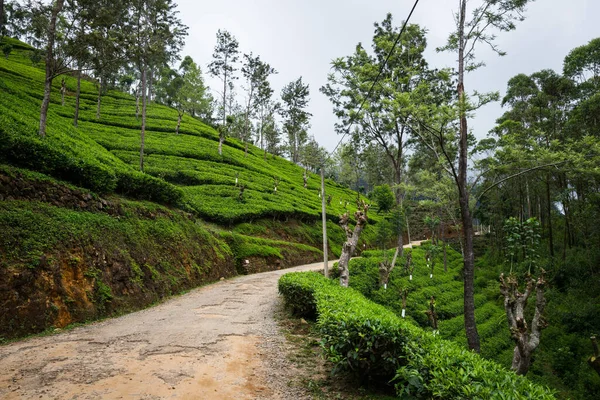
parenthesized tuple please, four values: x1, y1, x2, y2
(278, 271, 331, 319)
(372, 184, 396, 213)
(0, 115, 118, 193)
(115, 170, 183, 205)
(278, 271, 556, 399)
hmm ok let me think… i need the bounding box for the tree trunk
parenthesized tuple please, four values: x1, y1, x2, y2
(500, 271, 547, 375)
(60, 79, 65, 106)
(218, 131, 225, 156)
(222, 67, 227, 127)
(321, 167, 329, 278)
(135, 85, 140, 119)
(546, 176, 554, 258)
(73, 67, 81, 127)
(243, 87, 253, 158)
(38, 0, 64, 137)
(96, 77, 103, 119)
(589, 336, 600, 378)
(139, 66, 147, 172)
(442, 221, 447, 272)
(0, 0, 5, 38)
(457, 0, 480, 353)
(176, 111, 183, 134)
(337, 201, 369, 287)
(379, 260, 392, 287)
(147, 67, 153, 102)
(392, 148, 404, 259)
(389, 234, 403, 275)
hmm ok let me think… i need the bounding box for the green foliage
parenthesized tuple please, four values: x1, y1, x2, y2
(115, 170, 183, 205)
(278, 271, 555, 398)
(503, 217, 541, 273)
(372, 184, 396, 213)
(278, 271, 334, 319)
(0, 41, 376, 225)
(2, 44, 13, 58)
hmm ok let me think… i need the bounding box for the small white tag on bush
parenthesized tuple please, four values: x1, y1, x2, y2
(401, 309, 406, 318)
(409, 275, 412, 280)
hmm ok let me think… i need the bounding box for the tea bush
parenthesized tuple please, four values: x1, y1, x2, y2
(278, 271, 556, 399)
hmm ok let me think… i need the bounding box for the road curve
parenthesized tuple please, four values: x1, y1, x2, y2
(0, 261, 329, 400)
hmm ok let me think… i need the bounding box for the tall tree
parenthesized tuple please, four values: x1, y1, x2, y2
(322, 14, 436, 262)
(436, 0, 533, 352)
(127, 0, 187, 172)
(262, 103, 282, 157)
(38, 0, 65, 137)
(255, 74, 277, 159)
(281, 77, 311, 163)
(87, 0, 129, 120)
(241, 53, 276, 156)
(208, 29, 239, 154)
(300, 136, 327, 173)
(178, 56, 213, 122)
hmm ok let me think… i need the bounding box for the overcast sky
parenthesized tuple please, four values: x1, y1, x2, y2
(177, 0, 599, 152)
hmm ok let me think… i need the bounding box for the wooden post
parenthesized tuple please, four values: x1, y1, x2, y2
(321, 166, 329, 277)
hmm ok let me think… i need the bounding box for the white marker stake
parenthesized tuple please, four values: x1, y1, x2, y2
(401, 309, 406, 318)
(384, 283, 387, 290)
(430, 274, 433, 279)
(409, 275, 412, 281)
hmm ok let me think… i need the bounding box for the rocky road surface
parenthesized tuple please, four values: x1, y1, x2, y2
(0, 261, 329, 400)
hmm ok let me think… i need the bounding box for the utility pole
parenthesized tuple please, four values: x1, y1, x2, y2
(320, 165, 329, 277)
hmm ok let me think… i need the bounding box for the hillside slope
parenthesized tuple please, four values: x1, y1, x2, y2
(0, 39, 378, 339)
(0, 38, 365, 224)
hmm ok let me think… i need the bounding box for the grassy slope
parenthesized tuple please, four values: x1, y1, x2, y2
(0, 37, 370, 225)
(346, 244, 600, 399)
(0, 39, 379, 339)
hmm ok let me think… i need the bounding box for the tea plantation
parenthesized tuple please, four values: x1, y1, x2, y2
(0, 38, 366, 225)
(0, 39, 381, 339)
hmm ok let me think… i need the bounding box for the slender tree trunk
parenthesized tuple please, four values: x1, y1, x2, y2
(222, 68, 227, 127)
(338, 202, 369, 287)
(243, 87, 253, 158)
(96, 77, 103, 120)
(38, 0, 64, 137)
(135, 85, 140, 119)
(139, 66, 147, 172)
(546, 176, 554, 258)
(218, 131, 225, 156)
(176, 110, 183, 134)
(321, 167, 329, 278)
(0, 0, 5, 39)
(442, 221, 448, 272)
(260, 118, 264, 150)
(73, 66, 82, 127)
(393, 153, 404, 258)
(147, 67, 153, 102)
(60, 79, 66, 106)
(457, 0, 480, 353)
(526, 179, 532, 218)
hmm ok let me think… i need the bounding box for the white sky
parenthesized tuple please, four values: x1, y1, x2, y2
(177, 0, 600, 152)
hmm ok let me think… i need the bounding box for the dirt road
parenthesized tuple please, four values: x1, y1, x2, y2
(0, 261, 329, 400)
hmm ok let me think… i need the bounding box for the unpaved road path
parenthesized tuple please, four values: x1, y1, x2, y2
(0, 261, 329, 400)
